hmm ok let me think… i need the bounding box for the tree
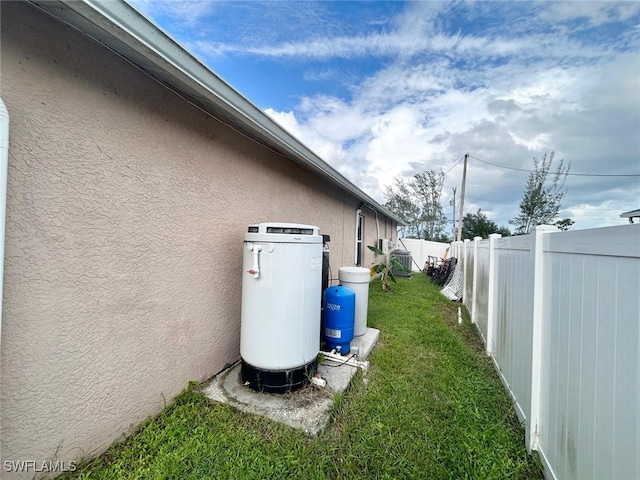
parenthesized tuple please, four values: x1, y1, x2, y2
(554, 218, 575, 231)
(383, 177, 422, 238)
(462, 209, 511, 239)
(496, 226, 512, 237)
(433, 232, 453, 243)
(509, 152, 570, 235)
(410, 170, 447, 241)
(384, 170, 447, 241)
(368, 245, 410, 292)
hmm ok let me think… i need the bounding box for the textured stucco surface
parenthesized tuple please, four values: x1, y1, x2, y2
(0, 2, 395, 476)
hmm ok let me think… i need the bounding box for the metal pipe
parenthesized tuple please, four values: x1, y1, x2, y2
(0, 99, 9, 359)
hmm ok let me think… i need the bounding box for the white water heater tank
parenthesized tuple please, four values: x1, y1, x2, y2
(240, 222, 322, 393)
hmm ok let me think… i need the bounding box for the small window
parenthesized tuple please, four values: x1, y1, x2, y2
(355, 213, 364, 266)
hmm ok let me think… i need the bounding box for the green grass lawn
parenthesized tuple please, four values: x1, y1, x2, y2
(61, 274, 543, 480)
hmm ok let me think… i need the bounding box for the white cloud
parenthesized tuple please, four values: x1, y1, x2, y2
(264, 108, 347, 167)
(129, 0, 640, 230)
(263, 40, 639, 228)
(565, 199, 634, 228)
(542, 1, 640, 27)
(127, 0, 216, 27)
(302, 68, 340, 82)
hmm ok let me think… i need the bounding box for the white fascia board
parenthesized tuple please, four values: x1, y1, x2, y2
(620, 209, 640, 219)
(29, 0, 403, 225)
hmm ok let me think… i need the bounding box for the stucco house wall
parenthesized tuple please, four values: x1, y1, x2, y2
(0, 1, 396, 475)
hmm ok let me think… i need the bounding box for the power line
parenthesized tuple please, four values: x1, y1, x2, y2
(469, 155, 640, 177)
(442, 155, 465, 178)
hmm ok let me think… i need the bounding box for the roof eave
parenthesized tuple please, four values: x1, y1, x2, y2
(620, 209, 640, 218)
(29, 0, 404, 226)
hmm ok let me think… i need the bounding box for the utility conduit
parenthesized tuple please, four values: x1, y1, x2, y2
(0, 99, 9, 358)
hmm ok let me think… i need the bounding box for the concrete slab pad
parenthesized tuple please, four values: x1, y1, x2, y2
(317, 327, 379, 394)
(202, 327, 379, 435)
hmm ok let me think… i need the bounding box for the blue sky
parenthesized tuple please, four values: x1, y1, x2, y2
(129, 0, 640, 231)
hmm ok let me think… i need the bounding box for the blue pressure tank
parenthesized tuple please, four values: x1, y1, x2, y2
(323, 285, 355, 354)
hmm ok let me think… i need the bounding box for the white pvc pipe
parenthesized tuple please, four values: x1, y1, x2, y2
(321, 350, 370, 371)
(0, 99, 9, 357)
(355, 208, 361, 264)
(250, 244, 261, 279)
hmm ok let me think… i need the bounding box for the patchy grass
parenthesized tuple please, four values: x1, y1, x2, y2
(61, 275, 542, 480)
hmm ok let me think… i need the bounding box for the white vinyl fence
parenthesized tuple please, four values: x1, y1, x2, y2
(397, 238, 449, 272)
(451, 225, 640, 480)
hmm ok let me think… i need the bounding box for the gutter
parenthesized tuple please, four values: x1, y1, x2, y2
(29, 0, 404, 225)
(620, 209, 640, 223)
(0, 99, 9, 356)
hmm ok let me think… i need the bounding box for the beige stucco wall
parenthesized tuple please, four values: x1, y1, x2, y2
(0, 1, 395, 475)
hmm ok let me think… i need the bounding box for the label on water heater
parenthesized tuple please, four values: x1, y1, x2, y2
(326, 328, 341, 339)
(326, 303, 340, 311)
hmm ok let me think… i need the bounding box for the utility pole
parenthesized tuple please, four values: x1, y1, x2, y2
(450, 187, 457, 241)
(456, 153, 468, 242)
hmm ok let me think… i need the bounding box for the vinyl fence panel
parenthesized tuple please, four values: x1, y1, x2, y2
(540, 226, 640, 480)
(463, 240, 474, 314)
(458, 224, 640, 480)
(492, 234, 535, 424)
(398, 238, 449, 272)
(474, 239, 490, 344)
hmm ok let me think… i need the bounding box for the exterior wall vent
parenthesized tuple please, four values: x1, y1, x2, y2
(266, 226, 314, 235)
(247, 223, 318, 236)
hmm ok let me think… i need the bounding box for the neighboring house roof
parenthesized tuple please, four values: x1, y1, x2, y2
(28, 0, 404, 225)
(620, 209, 640, 223)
